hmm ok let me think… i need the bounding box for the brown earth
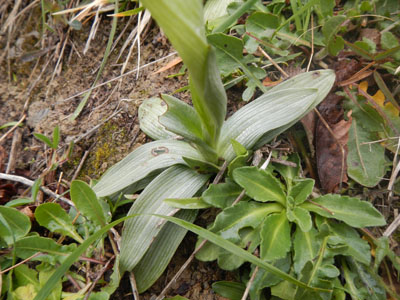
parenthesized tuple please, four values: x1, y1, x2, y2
(0, 4, 233, 299)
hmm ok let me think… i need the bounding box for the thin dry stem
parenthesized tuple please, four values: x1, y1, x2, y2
(306, 14, 314, 72)
(242, 266, 259, 300)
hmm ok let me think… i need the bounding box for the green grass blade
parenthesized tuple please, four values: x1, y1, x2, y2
(212, 0, 258, 33)
(156, 215, 332, 293)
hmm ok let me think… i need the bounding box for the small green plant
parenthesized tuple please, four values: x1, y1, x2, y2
(90, 0, 335, 293)
(0, 180, 114, 300)
(180, 152, 388, 299)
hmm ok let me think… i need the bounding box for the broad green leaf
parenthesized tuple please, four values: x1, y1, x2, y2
(218, 88, 318, 161)
(287, 207, 312, 232)
(138, 97, 176, 140)
(159, 94, 203, 142)
(70, 180, 108, 227)
(212, 281, 245, 300)
(164, 197, 211, 209)
(322, 15, 346, 54)
(246, 11, 280, 39)
(15, 236, 76, 264)
(35, 203, 83, 243)
(133, 209, 197, 293)
(0, 206, 31, 245)
(181, 156, 220, 173)
(381, 31, 400, 50)
(233, 166, 286, 205)
(14, 265, 39, 287)
(253, 70, 336, 149)
(93, 140, 205, 197)
(347, 118, 386, 187)
(290, 178, 314, 205)
(120, 165, 209, 272)
(260, 211, 291, 261)
(231, 139, 247, 156)
(318, 264, 340, 278)
(202, 181, 244, 209)
(207, 201, 282, 242)
(204, 0, 235, 22)
(293, 226, 320, 274)
(227, 150, 251, 177)
(301, 194, 386, 227)
(141, 0, 227, 148)
(375, 46, 400, 61)
(208, 33, 266, 92)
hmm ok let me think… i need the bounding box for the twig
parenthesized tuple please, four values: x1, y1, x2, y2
(71, 150, 90, 181)
(241, 266, 259, 300)
(258, 46, 289, 79)
(0, 173, 74, 206)
(383, 212, 400, 237)
(213, 160, 228, 185)
(306, 14, 314, 72)
(270, 158, 297, 167)
(5, 128, 21, 174)
(387, 152, 400, 205)
(0, 252, 41, 274)
(308, 199, 335, 215)
(129, 271, 140, 300)
(84, 256, 115, 300)
(0, 114, 26, 144)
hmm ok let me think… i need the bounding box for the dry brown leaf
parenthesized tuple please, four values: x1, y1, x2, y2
(316, 94, 352, 193)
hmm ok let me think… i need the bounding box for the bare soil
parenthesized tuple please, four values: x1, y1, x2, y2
(0, 6, 232, 299)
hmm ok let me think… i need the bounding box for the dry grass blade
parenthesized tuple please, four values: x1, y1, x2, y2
(152, 57, 183, 75)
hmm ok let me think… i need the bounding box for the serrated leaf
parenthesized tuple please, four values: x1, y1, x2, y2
(120, 165, 209, 272)
(212, 281, 245, 300)
(290, 178, 314, 205)
(138, 97, 176, 140)
(159, 94, 203, 142)
(293, 226, 320, 274)
(70, 180, 108, 227)
(0, 206, 31, 245)
(301, 194, 386, 227)
(93, 140, 204, 197)
(141, 0, 227, 148)
(218, 88, 318, 161)
(202, 181, 244, 209)
(35, 203, 83, 243)
(164, 197, 211, 209)
(260, 211, 291, 261)
(287, 207, 312, 232)
(134, 209, 197, 293)
(233, 166, 286, 205)
(15, 236, 76, 264)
